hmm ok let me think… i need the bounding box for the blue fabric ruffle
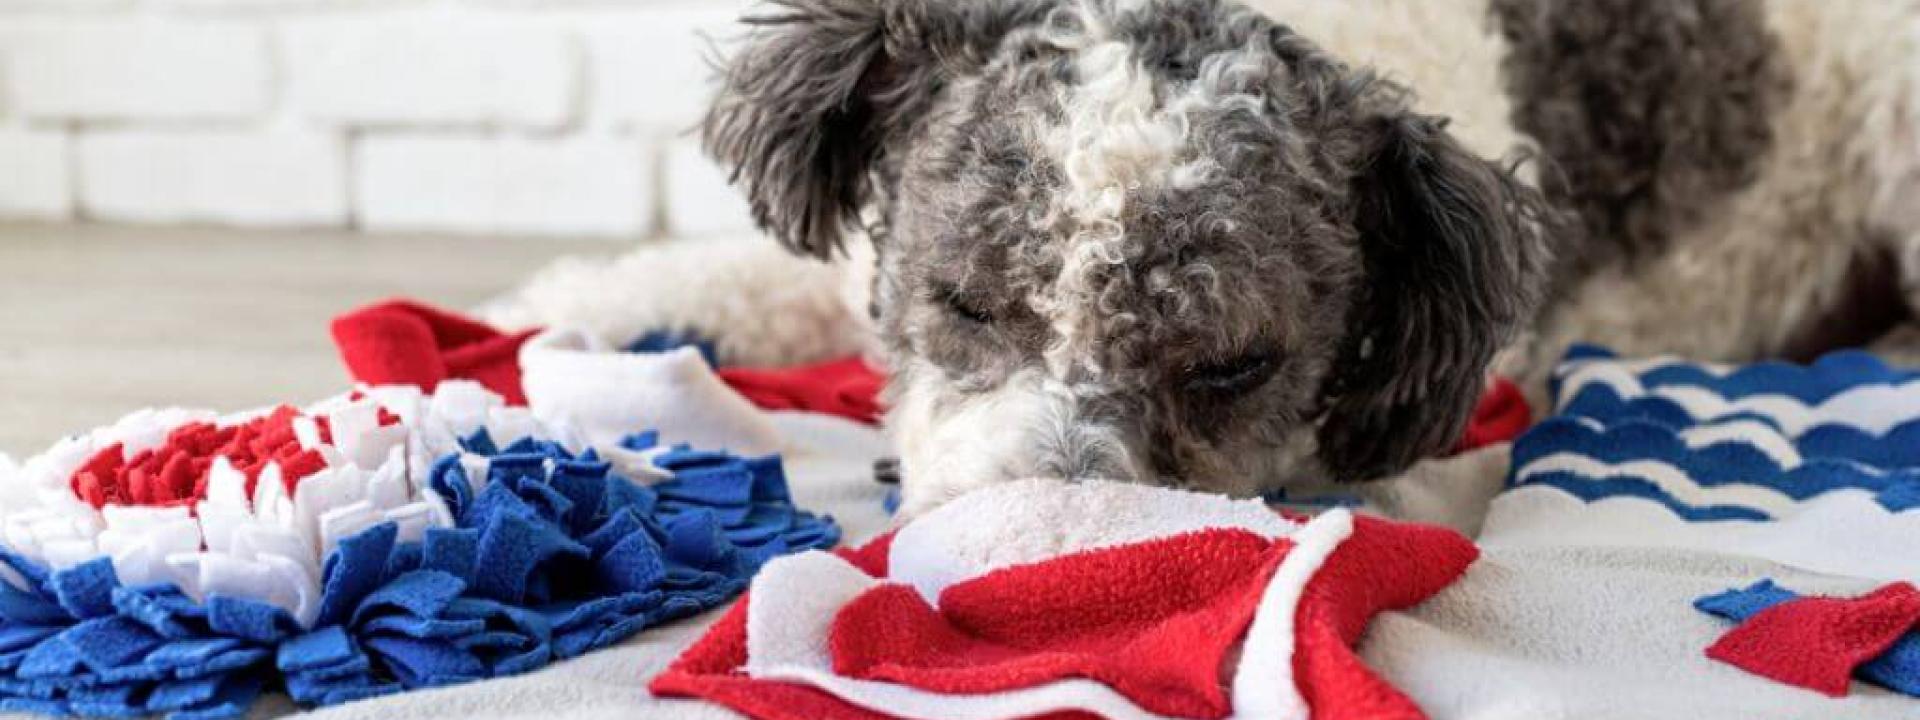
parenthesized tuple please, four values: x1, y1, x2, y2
(0, 431, 839, 717)
(1552, 344, 1920, 406)
(1511, 346, 1920, 520)
(0, 554, 286, 718)
(1511, 418, 1920, 516)
(623, 329, 720, 369)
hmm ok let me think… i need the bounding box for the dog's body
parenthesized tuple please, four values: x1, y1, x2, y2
(705, 0, 1920, 516)
(1260, 0, 1920, 382)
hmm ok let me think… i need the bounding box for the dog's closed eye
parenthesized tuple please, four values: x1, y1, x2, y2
(1182, 352, 1279, 395)
(941, 287, 996, 325)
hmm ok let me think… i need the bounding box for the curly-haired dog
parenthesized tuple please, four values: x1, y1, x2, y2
(703, 0, 1920, 516)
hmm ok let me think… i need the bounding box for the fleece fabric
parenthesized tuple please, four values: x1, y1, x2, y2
(715, 357, 886, 427)
(331, 299, 887, 427)
(1456, 377, 1530, 453)
(1359, 345, 1920, 719)
(653, 479, 1480, 720)
(517, 328, 784, 457)
(333, 298, 1538, 440)
(331, 300, 540, 405)
(1696, 579, 1920, 697)
(284, 411, 894, 720)
(0, 378, 841, 718)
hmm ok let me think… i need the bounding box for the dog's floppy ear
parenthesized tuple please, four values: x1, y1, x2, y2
(1317, 113, 1552, 483)
(705, 0, 1035, 259)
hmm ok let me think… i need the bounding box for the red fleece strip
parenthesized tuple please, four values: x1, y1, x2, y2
(67, 403, 400, 510)
(329, 299, 889, 425)
(1456, 377, 1530, 452)
(832, 530, 1285, 719)
(718, 357, 885, 426)
(330, 299, 541, 405)
(1707, 582, 1920, 697)
(650, 516, 1477, 720)
(1292, 516, 1479, 720)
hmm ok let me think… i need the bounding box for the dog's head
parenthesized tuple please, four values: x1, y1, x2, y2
(707, 0, 1550, 515)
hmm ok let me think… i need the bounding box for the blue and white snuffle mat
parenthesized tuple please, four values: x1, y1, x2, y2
(1488, 344, 1920, 581)
(0, 381, 839, 718)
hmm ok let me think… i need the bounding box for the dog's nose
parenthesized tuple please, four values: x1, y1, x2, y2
(1026, 412, 1139, 485)
(1032, 447, 1132, 484)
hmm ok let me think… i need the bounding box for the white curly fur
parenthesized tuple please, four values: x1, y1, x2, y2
(1034, 4, 1192, 377)
(482, 236, 877, 368)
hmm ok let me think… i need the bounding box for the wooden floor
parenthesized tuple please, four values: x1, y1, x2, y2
(0, 223, 618, 458)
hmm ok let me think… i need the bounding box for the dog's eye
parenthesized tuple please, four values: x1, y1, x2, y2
(1156, 50, 1192, 76)
(1183, 353, 1278, 394)
(942, 290, 995, 325)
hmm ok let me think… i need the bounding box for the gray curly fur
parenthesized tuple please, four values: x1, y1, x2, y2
(1492, 0, 1790, 278)
(706, 0, 1552, 500)
(703, 0, 1055, 259)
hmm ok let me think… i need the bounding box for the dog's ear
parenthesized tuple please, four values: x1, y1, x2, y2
(705, 0, 1035, 259)
(1316, 113, 1552, 482)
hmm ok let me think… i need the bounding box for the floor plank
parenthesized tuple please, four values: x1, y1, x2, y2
(0, 223, 622, 457)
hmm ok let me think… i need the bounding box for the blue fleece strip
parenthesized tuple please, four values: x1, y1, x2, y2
(0, 430, 839, 715)
(624, 328, 721, 368)
(1513, 346, 1920, 521)
(1550, 345, 1920, 405)
(1512, 418, 1920, 512)
(1694, 579, 1920, 697)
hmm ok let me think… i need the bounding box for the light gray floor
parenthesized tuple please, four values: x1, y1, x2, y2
(0, 223, 616, 458)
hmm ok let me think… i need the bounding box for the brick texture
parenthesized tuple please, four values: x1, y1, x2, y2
(3, 20, 271, 121)
(355, 134, 652, 238)
(76, 130, 347, 225)
(0, 130, 72, 219)
(283, 16, 578, 129)
(0, 2, 762, 238)
(664, 138, 756, 237)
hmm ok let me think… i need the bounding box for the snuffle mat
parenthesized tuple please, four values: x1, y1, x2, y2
(0, 381, 838, 718)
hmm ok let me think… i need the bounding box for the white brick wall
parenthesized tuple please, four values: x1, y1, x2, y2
(356, 134, 651, 237)
(76, 130, 346, 225)
(664, 138, 756, 237)
(0, 0, 131, 13)
(0, 129, 70, 218)
(0, 0, 766, 240)
(585, 7, 736, 131)
(5, 20, 271, 121)
(283, 16, 577, 129)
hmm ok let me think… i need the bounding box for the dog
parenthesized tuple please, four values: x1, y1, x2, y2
(701, 0, 1920, 517)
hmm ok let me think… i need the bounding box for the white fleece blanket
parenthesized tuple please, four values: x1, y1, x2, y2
(1359, 346, 1920, 719)
(270, 345, 1920, 719)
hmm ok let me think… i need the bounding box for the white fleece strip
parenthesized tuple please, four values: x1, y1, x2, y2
(0, 384, 537, 625)
(743, 550, 1192, 720)
(1543, 416, 1805, 470)
(1558, 354, 1726, 379)
(1555, 364, 1920, 436)
(1513, 453, 1803, 514)
(1229, 508, 1355, 720)
(889, 478, 1296, 604)
(1677, 420, 1804, 467)
(1482, 485, 1920, 582)
(519, 328, 783, 455)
